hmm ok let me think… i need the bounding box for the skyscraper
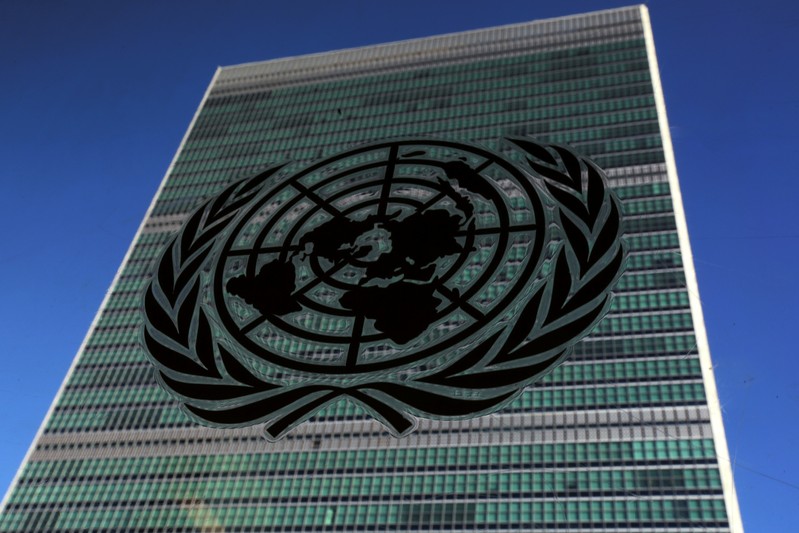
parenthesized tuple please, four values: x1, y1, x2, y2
(0, 5, 744, 532)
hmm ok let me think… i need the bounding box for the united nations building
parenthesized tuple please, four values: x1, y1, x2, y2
(0, 5, 744, 532)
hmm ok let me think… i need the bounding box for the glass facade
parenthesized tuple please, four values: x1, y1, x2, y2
(0, 6, 743, 532)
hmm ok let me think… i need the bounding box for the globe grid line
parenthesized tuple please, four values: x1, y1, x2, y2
(289, 180, 342, 217)
(376, 144, 399, 217)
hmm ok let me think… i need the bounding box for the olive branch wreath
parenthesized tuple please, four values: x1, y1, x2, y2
(142, 138, 626, 440)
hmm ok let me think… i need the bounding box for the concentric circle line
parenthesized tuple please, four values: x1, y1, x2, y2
(377, 144, 399, 217)
(294, 294, 352, 317)
(456, 223, 537, 237)
(227, 244, 302, 257)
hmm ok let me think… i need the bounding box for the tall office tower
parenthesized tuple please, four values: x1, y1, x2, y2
(0, 5, 743, 532)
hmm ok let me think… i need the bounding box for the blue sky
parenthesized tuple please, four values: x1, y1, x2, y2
(1, 0, 797, 529)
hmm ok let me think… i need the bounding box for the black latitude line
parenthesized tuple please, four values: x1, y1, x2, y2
(227, 245, 302, 257)
(456, 223, 537, 237)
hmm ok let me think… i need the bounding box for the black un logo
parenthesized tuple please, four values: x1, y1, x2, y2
(143, 138, 626, 440)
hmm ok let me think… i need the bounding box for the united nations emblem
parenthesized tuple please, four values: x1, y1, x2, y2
(142, 138, 625, 440)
